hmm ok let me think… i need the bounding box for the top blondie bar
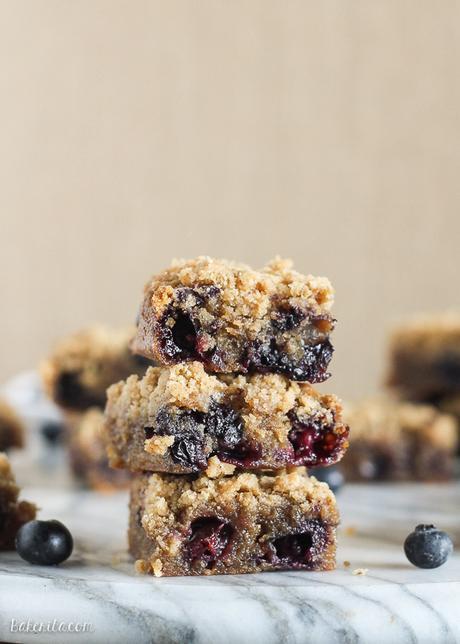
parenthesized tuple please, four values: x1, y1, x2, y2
(132, 257, 335, 382)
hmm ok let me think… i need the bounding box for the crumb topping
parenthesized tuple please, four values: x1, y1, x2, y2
(144, 257, 333, 320)
(140, 469, 338, 543)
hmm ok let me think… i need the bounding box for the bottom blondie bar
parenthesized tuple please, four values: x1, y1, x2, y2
(0, 399, 24, 452)
(0, 453, 36, 549)
(67, 409, 131, 491)
(129, 468, 338, 577)
(342, 398, 457, 481)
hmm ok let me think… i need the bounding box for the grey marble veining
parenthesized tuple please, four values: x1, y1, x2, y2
(0, 484, 459, 644)
(1, 373, 459, 644)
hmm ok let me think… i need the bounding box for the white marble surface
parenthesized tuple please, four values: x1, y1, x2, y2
(1, 373, 459, 644)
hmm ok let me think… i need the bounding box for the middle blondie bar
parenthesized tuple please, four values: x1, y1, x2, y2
(104, 362, 349, 474)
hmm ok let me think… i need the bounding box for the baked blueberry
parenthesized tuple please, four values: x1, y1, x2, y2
(15, 519, 73, 565)
(186, 517, 233, 567)
(404, 524, 453, 568)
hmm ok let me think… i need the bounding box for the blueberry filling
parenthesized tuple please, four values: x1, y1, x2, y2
(157, 292, 334, 380)
(55, 372, 105, 410)
(264, 520, 328, 568)
(272, 306, 308, 332)
(154, 408, 207, 470)
(150, 403, 258, 470)
(273, 533, 313, 563)
(186, 517, 233, 567)
(205, 405, 261, 465)
(171, 312, 198, 356)
(247, 338, 334, 382)
(287, 411, 347, 466)
(159, 287, 221, 363)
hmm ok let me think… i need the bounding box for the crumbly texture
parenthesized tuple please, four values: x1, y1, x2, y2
(129, 468, 338, 576)
(0, 453, 36, 549)
(0, 399, 24, 452)
(341, 397, 458, 481)
(387, 314, 460, 401)
(41, 325, 152, 411)
(66, 408, 131, 492)
(132, 257, 335, 382)
(104, 362, 349, 474)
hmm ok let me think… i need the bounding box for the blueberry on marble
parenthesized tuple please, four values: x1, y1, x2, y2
(41, 421, 64, 445)
(15, 520, 73, 565)
(404, 524, 453, 569)
(312, 466, 344, 493)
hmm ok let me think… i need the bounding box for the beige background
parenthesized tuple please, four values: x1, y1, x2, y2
(1, 1, 459, 399)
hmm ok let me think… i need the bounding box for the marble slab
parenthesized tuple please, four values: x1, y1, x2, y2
(0, 373, 459, 644)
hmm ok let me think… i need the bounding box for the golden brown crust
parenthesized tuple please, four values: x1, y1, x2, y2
(0, 453, 36, 549)
(104, 363, 349, 473)
(129, 468, 338, 576)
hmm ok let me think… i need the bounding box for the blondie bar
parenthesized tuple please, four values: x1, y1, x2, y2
(132, 257, 334, 382)
(67, 409, 131, 491)
(341, 398, 457, 481)
(0, 399, 24, 452)
(42, 325, 152, 411)
(0, 454, 36, 549)
(387, 314, 460, 402)
(129, 468, 338, 576)
(105, 362, 349, 474)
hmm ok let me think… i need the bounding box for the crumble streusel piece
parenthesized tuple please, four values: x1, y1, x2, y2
(104, 363, 349, 474)
(0, 453, 36, 549)
(129, 467, 338, 576)
(341, 398, 457, 482)
(387, 314, 460, 402)
(67, 408, 131, 492)
(132, 257, 335, 382)
(0, 399, 24, 452)
(41, 325, 152, 411)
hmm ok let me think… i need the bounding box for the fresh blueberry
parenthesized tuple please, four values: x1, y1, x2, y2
(312, 466, 344, 493)
(15, 520, 73, 565)
(41, 421, 64, 445)
(404, 524, 453, 569)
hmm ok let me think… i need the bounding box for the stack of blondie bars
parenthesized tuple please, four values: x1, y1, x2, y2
(104, 257, 350, 576)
